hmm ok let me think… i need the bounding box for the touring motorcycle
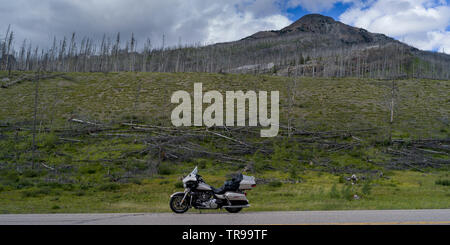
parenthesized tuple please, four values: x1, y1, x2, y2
(169, 167, 256, 213)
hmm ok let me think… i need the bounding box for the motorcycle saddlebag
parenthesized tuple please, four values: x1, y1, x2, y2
(224, 192, 249, 206)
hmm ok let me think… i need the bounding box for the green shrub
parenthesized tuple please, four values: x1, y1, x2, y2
(97, 183, 121, 191)
(40, 133, 58, 149)
(174, 182, 184, 188)
(271, 141, 291, 162)
(15, 179, 34, 189)
(37, 182, 62, 189)
(51, 205, 61, 210)
(79, 183, 93, 190)
(158, 163, 174, 175)
(130, 178, 142, 185)
(349, 149, 364, 158)
(79, 164, 104, 175)
(23, 170, 40, 178)
(277, 192, 295, 197)
(128, 161, 148, 171)
(362, 182, 372, 196)
(435, 179, 450, 186)
(62, 184, 75, 191)
(64, 155, 73, 165)
(159, 180, 170, 185)
(22, 187, 51, 197)
(197, 160, 207, 169)
(73, 190, 85, 196)
(251, 152, 268, 172)
(254, 161, 272, 172)
(329, 184, 340, 198)
(1, 171, 19, 185)
(289, 167, 298, 179)
(268, 181, 282, 188)
(340, 185, 353, 201)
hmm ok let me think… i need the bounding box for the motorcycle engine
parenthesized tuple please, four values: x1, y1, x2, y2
(194, 191, 217, 208)
(203, 199, 218, 209)
(198, 191, 212, 202)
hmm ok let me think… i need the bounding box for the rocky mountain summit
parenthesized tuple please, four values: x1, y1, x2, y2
(244, 14, 398, 46)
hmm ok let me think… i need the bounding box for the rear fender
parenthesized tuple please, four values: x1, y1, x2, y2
(215, 194, 226, 199)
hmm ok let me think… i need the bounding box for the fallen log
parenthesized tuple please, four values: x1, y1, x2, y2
(69, 118, 102, 126)
(1, 73, 71, 89)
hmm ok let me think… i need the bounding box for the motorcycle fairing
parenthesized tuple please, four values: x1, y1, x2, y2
(183, 166, 198, 183)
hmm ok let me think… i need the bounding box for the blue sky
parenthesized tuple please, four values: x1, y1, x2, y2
(0, 0, 449, 53)
(286, 1, 353, 21)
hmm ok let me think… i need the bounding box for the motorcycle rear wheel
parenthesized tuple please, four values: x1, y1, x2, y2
(225, 207, 242, 213)
(170, 193, 189, 213)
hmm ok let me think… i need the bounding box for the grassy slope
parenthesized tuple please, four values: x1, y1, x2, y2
(0, 71, 449, 213)
(1, 71, 448, 137)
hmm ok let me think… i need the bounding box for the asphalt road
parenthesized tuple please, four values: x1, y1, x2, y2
(0, 209, 449, 225)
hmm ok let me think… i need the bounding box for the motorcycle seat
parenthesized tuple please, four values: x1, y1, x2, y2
(211, 173, 243, 194)
(211, 186, 226, 194)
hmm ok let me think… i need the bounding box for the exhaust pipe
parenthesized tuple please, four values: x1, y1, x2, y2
(222, 205, 250, 208)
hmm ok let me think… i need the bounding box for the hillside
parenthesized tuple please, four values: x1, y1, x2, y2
(1, 14, 449, 79)
(1, 71, 449, 136)
(0, 71, 449, 213)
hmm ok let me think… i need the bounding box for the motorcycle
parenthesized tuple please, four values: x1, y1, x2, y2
(169, 166, 256, 213)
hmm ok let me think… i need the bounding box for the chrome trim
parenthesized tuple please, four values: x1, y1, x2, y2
(222, 205, 250, 208)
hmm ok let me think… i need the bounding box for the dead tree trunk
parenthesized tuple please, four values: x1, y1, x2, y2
(31, 70, 40, 169)
(388, 79, 398, 142)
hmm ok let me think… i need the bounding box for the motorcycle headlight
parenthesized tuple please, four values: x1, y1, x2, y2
(185, 181, 198, 188)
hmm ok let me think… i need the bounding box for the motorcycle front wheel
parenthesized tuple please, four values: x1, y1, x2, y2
(225, 207, 242, 213)
(170, 193, 189, 213)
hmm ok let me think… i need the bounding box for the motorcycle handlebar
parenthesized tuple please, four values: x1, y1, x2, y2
(197, 175, 204, 182)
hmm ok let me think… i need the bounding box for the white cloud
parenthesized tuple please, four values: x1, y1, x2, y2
(205, 12, 290, 44)
(0, 0, 290, 49)
(404, 30, 450, 53)
(339, 0, 450, 53)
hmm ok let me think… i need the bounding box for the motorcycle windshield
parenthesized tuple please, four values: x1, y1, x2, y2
(182, 166, 199, 184)
(190, 166, 198, 176)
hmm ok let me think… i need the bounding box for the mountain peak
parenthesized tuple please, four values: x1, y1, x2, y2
(281, 14, 336, 33)
(243, 14, 393, 45)
(298, 13, 335, 21)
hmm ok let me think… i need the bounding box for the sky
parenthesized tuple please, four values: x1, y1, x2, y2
(0, 0, 449, 54)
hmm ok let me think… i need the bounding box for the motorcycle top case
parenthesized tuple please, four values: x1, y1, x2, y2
(239, 175, 256, 190)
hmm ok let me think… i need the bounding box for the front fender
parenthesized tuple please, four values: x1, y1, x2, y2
(170, 192, 186, 198)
